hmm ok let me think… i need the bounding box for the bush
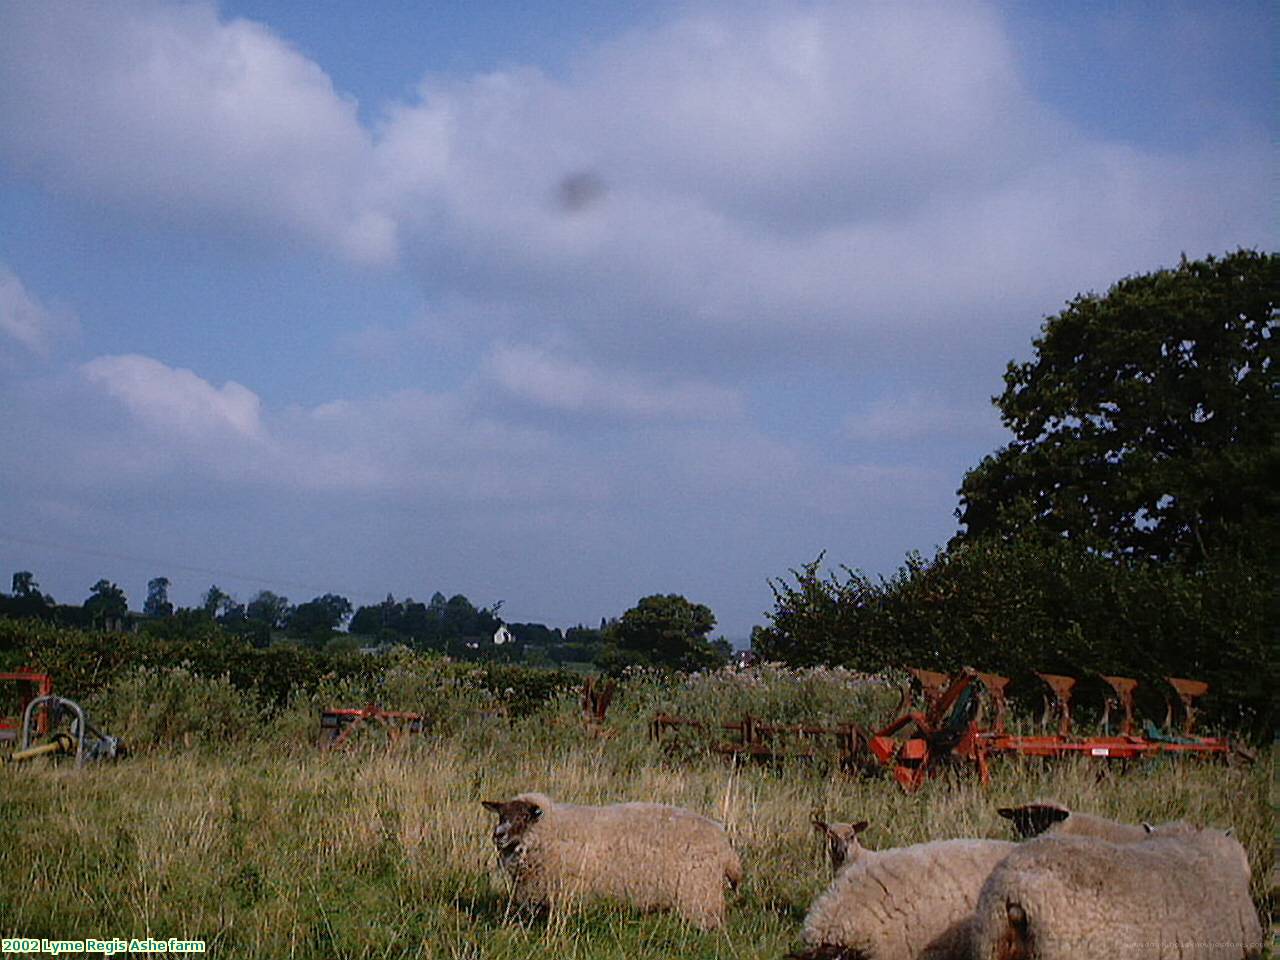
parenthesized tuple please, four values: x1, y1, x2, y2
(91, 665, 267, 749)
(755, 540, 1275, 737)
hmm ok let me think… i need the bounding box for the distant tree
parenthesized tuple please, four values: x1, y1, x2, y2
(443, 594, 479, 637)
(552, 623, 604, 664)
(143, 577, 174, 618)
(507, 622, 562, 647)
(84, 579, 128, 627)
(287, 593, 353, 646)
(202, 585, 230, 618)
(219, 599, 247, 624)
(348, 601, 383, 637)
(956, 250, 1279, 565)
(427, 591, 448, 622)
(246, 590, 292, 630)
(1, 570, 54, 621)
(11, 571, 38, 597)
(601, 594, 727, 672)
(399, 599, 430, 642)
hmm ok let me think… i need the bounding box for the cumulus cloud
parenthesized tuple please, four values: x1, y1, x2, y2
(82, 354, 266, 443)
(0, 265, 77, 357)
(368, 3, 1271, 374)
(0, 0, 1268, 353)
(0, 0, 392, 263)
(484, 343, 743, 421)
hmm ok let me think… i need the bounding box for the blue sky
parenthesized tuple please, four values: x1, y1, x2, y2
(0, 0, 1273, 639)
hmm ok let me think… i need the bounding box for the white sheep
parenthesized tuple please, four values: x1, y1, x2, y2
(798, 818, 1017, 960)
(971, 825, 1265, 959)
(481, 791, 742, 930)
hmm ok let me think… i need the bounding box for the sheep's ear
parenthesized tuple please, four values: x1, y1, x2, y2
(812, 818, 830, 835)
(852, 821, 869, 834)
(481, 800, 504, 815)
(1142, 822, 1155, 833)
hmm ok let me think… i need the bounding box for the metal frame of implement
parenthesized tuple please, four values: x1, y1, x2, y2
(319, 704, 425, 750)
(867, 668, 1238, 791)
(6, 694, 125, 766)
(650, 667, 1241, 791)
(0, 669, 54, 744)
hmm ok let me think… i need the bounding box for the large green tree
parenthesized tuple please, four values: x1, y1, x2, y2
(602, 594, 728, 672)
(956, 250, 1278, 564)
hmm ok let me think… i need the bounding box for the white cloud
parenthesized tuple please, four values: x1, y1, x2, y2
(0, 0, 1268, 346)
(368, 3, 1271, 374)
(484, 344, 743, 421)
(0, 265, 76, 356)
(0, 0, 392, 264)
(82, 354, 266, 443)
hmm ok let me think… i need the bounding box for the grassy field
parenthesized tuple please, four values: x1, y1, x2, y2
(1, 674, 1274, 959)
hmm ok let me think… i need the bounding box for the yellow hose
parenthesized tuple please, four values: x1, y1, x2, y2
(6, 733, 74, 763)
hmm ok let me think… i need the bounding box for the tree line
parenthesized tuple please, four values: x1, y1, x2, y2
(1, 569, 732, 673)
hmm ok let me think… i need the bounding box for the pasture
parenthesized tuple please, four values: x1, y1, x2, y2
(1, 667, 1274, 959)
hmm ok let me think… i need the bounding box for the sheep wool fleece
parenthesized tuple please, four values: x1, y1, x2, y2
(802, 837, 1017, 959)
(972, 829, 1264, 959)
(505, 792, 741, 930)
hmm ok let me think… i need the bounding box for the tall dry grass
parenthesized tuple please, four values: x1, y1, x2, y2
(1, 675, 1273, 958)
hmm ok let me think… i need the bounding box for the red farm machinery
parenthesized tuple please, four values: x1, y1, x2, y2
(860, 667, 1247, 791)
(1, 670, 125, 766)
(649, 666, 1248, 791)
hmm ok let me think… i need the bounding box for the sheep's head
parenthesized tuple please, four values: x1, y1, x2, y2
(997, 802, 1070, 839)
(482, 798, 544, 864)
(812, 817, 869, 872)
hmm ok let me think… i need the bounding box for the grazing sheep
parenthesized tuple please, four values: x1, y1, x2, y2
(972, 825, 1264, 959)
(797, 819, 1016, 960)
(481, 792, 742, 930)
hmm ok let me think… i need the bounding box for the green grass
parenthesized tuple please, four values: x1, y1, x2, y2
(1, 684, 1274, 959)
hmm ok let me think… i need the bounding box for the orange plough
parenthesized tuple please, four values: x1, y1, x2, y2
(861, 667, 1243, 792)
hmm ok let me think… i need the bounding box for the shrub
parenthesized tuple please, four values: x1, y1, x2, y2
(91, 665, 267, 749)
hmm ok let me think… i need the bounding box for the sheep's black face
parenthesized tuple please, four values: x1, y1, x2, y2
(997, 803, 1070, 839)
(482, 799, 543, 862)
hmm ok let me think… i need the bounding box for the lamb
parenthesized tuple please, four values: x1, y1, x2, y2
(797, 818, 1017, 960)
(812, 817, 869, 873)
(971, 825, 1264, 959)
(480, 791, 742, 930)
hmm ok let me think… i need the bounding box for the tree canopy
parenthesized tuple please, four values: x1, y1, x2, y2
(956, 250, 1278, 564)
(286, 593, 353, 645)
(602, 594, 728, 673)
